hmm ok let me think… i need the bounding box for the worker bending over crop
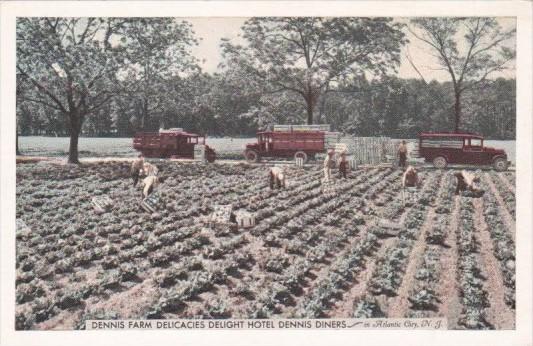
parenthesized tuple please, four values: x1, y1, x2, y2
(323, 150, 335, 183)
(402, 166, 420, 202)
(142, 175, 159, 199)
(141, 162, 159, 177)
(269, 166, 286, 190)
(455, 170, 483, 196)
(131, 154, 145, 187)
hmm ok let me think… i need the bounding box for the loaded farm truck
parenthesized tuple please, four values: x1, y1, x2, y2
(243, 124, 340, 163)
(133, 128, 216, 162)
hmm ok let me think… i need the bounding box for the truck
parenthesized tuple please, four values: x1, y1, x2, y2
(243, 124, 339, 163)
(417, 132, 510, 171)
(133, 128, 216, 162)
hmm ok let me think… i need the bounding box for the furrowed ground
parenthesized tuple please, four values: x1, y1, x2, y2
(15, 161, 515, 330)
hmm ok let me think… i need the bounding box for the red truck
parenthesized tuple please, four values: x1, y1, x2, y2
(418, 132, 510, 171)
(244, 125, 337, 163)
(133, 128, 216, 162)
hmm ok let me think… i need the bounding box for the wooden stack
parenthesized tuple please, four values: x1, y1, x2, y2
(325, 132, 342, 149)
(346, 137, 393, 165)
(273, 124, 331, 132)
(194, 144, 206, 163)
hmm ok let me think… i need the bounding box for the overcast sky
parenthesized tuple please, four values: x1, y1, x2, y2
(187, 17, 516, 82)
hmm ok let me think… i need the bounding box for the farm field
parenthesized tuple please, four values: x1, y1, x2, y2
(15, 161, 516, 330)
(18, 136, 517, 164)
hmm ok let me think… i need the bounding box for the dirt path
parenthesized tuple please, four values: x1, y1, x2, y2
(328, 236, 397, 317)
(496, 173, 516, 194)
(435, 196, 461, 329)
(386, 209, 435, 318)
(484, 173, 516, 242)
(473, 198, 515, 329)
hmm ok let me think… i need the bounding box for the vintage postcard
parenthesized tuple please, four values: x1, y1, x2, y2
(1, 1, 532, 346)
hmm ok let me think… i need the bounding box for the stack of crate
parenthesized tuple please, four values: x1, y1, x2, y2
(325, 132, 342, 150)
(194, 144, 206, 163)
(273, 124, 331, 132)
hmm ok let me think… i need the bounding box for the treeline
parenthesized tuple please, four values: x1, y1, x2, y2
(16, 18, 515, 162)
(18, 75, 515, 140)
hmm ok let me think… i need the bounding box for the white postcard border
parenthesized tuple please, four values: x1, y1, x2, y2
(1, 1, 531, 346)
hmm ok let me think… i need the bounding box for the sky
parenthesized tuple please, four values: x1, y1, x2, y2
(186, 17, 516, 82)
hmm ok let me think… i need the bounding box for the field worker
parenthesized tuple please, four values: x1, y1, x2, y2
(338, 151, 348, 179)
(141, 162, 159, 177)
(323, 150, 335, 183)
(131, 154, 145, 187)
(269, 166, 286, 190)
(142, 175, 159, 199)
(402, 165, 420, 202)
(455, 170, 483, 195)
(398, 140, 408, 168)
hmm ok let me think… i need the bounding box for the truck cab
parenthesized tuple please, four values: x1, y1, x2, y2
(133, 128, 216, 162)
(418, 132, 509, 171)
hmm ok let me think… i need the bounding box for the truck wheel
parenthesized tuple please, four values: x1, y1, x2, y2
(294, 151, 308, 163)
(493, 157, 508, 171)
(433, 156, 447, 169)
(245, 150, 260, 163)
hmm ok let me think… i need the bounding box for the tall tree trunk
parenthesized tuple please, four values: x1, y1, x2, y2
(16, 131, 21, 155)
(306, 100, 314, 125)
(68, 114, 81, 164)
(454, 91, 461, 132)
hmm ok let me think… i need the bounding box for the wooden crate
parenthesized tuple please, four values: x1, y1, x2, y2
(235, 211, 255, 228)
(141, 192, 161, 213)
(92, 196, 113, 214)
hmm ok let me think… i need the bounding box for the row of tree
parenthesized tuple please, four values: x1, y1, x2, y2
(18, 74, 516, 140)
(16, 17, 515, 163)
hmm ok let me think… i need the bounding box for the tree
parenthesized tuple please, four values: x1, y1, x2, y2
(409, 18, 515, 132)
(120, 18, 199, 131)
(17, 18, 127, 163)
(221, 17, 406, 124)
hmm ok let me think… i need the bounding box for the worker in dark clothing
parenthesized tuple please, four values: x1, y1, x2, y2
(455, 170, 483, 196)
(131, 154, 144, 187)
(338, 152, 348, 179)
(398, 140, 408, 168)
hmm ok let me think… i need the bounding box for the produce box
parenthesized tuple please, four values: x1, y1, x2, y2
(235, 210, 255, 228)
(203, 204, 232, 226)
(91, 196, 113, 214)
(141, 192, 161, 213)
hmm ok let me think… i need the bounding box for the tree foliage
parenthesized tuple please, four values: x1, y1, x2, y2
(409, 18, 515, 132)
(16, 18, 198, 162)
(221, 17, 406, 124)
